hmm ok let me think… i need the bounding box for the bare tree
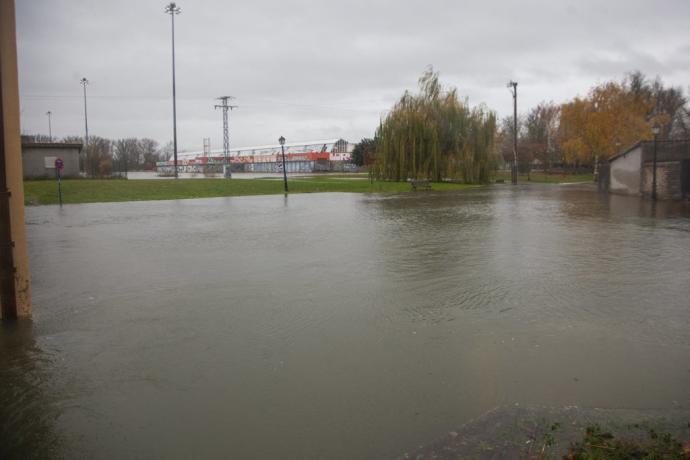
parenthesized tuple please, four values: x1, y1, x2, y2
(114, 138, 140, 174)
(625, 71, 689, 139)
(138, 138, 161, 170)
(525, 102, 560, 176)
(83, 136, 113, 177)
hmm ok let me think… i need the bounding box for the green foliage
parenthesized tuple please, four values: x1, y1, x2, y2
(564, 424, 688, 459)
(351, 138, 376, 166)
(372, 68, 497, 183)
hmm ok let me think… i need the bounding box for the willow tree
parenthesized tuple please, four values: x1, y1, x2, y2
(372, 69, 497, 183)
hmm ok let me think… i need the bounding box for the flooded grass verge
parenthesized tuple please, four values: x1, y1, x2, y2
(23, 176, 478, 205)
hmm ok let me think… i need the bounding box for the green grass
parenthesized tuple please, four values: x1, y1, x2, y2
(494, 171, 594, 184)
(23, 175, 478, 205)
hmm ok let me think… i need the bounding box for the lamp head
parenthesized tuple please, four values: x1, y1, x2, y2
(279, 136, 285, 146)
(165, 2, 181, 14)
(651, 123, 660, 136)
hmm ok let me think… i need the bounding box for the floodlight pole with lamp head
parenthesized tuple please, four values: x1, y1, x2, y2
(46, 111, 52, 141)
(164, 2, 181, 178)
(80, 78, 89, 147)
(279, 136, 288, 193)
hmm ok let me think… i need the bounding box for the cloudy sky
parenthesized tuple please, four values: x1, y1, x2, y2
(16, 0, 690, 151)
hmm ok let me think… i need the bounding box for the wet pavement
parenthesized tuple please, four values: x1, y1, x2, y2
(2, 184, 690, 459)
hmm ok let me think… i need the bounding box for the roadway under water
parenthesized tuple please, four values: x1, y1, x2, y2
(2, 184, 690, 459)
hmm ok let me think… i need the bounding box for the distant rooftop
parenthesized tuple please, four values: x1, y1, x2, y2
(21, 141, 83, 149)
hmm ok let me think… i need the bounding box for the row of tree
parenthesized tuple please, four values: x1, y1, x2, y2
(355, 70, 689, 182)
(496, 71, 689, 173)
(21, 134, 170, 177)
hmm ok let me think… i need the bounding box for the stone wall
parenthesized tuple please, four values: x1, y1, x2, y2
(641, 161, 683, 200)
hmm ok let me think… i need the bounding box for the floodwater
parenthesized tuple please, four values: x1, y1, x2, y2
(2, 185, 690, 459)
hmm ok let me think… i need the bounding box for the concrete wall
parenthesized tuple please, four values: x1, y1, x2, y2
(609, 145, 641, 195)
(22, 143, 81, 178)
(609, 140, 690, 199)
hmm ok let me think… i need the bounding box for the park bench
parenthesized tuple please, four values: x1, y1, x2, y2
(410, 179, 432, 191)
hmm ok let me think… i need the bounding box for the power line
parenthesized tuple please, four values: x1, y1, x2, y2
(19, 94, 388, 112)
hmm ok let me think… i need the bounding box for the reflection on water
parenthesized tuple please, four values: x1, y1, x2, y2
(0, 321, 62, 459)
(4, 184, 690, 458)
(126, 171, 327, 180)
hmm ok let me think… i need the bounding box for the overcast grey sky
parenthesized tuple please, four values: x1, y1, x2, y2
(16, 0, 690, 151)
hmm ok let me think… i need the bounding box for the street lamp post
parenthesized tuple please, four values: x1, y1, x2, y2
(651, 123, 660, 200)
(279, 136, 288, 193)
(507, 81, 518, 184)
(165, 2, 181, 178)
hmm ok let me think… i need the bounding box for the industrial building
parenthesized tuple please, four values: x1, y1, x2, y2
(156, 139, 354, 175)
(604, 139, 690, 200)
(21, 141, 82, 179)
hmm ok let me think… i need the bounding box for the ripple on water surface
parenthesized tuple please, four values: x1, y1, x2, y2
(4, 186, 690, 459)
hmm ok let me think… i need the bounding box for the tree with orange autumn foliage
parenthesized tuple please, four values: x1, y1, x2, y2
(557, 72, 689, 165)
(559, 80, 663, 165)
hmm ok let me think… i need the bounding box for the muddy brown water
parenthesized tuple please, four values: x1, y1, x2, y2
(2, 184, 690, 459)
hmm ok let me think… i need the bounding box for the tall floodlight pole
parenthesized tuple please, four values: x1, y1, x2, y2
(80, 77, 90, 175)
(214, 96, 237, 178)
(46, 110, 52, 141)
(80, 78, 89, 146)
(279, 136, 288, 193)
(507, 81, 518, 184)
(165, 2, 181, 178)
(651, 123, 660, 200)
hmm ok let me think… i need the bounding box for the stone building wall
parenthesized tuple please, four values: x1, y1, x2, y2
(641, 161, 683, 200)
(22, 143, 81, 178)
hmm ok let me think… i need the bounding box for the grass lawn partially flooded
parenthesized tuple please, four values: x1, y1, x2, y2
(24, 175, 478, 205)
(24, 171, 595, 206)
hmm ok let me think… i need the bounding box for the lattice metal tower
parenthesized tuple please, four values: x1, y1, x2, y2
(203, 137, 211, 157)
(214, 96, 237, 170)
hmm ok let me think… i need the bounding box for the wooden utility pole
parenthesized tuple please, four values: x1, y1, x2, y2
(0, 0, 32, 319)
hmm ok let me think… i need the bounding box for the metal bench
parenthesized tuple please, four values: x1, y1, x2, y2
(410, 179, 432, 191)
